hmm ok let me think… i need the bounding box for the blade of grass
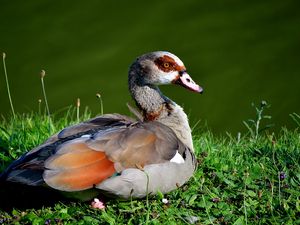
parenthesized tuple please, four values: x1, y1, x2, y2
(96, 93, 103, 115)
(76, 98, 80, 123)
(2, 52, 15, 119)
(40, 70, 52, 133)
(202, 195, 213, 224)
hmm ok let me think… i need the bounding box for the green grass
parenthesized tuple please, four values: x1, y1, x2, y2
(0, 108, 299, 224)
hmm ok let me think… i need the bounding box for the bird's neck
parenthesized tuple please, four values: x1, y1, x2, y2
(128, 72, 194, 150)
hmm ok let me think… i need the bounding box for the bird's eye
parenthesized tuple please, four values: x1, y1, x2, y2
(163, 62, 170, 68)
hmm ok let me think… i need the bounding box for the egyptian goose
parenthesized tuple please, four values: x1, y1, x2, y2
(0, 51, 203, 200)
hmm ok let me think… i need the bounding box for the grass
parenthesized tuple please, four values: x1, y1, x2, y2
(2, 53, 15, 119)
(0, 108, 299, 224)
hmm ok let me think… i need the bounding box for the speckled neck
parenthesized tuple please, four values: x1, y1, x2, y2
(128, 63, 194, 151)
(128, 62, 167, 118)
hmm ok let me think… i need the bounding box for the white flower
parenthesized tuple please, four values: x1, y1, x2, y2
(162, 198, 169, 204)
(91, 198, 105, 209)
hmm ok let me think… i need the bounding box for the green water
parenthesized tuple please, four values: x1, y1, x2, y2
(0, 0, 299, 133)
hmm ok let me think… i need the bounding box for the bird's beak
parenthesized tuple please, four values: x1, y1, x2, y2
(173, 71, 203, 93)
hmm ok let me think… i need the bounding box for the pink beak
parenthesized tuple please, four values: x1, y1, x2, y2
(174, 72, 203, 93)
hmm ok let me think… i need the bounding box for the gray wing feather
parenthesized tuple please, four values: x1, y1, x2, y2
(96, 148, 196, 199)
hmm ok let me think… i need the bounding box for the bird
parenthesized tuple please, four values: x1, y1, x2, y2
(0, 51, 203, 202)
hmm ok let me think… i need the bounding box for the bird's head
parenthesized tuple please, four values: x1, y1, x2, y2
(130, 51, 203, 93)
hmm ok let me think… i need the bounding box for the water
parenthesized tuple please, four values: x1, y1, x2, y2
(0, 0, 299, 134)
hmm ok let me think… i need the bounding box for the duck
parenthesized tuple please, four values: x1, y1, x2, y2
(0, 51, 203, 201)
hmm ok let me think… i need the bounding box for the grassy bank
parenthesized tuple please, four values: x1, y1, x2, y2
(0, 109, 299, 224)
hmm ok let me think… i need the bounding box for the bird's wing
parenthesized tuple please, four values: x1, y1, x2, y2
(2, 115, 186, 193)
(1, 114, 133, 185)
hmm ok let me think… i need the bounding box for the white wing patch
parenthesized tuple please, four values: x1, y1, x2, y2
(170, 151, 185, 164)
(81, 134, 91, 138)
